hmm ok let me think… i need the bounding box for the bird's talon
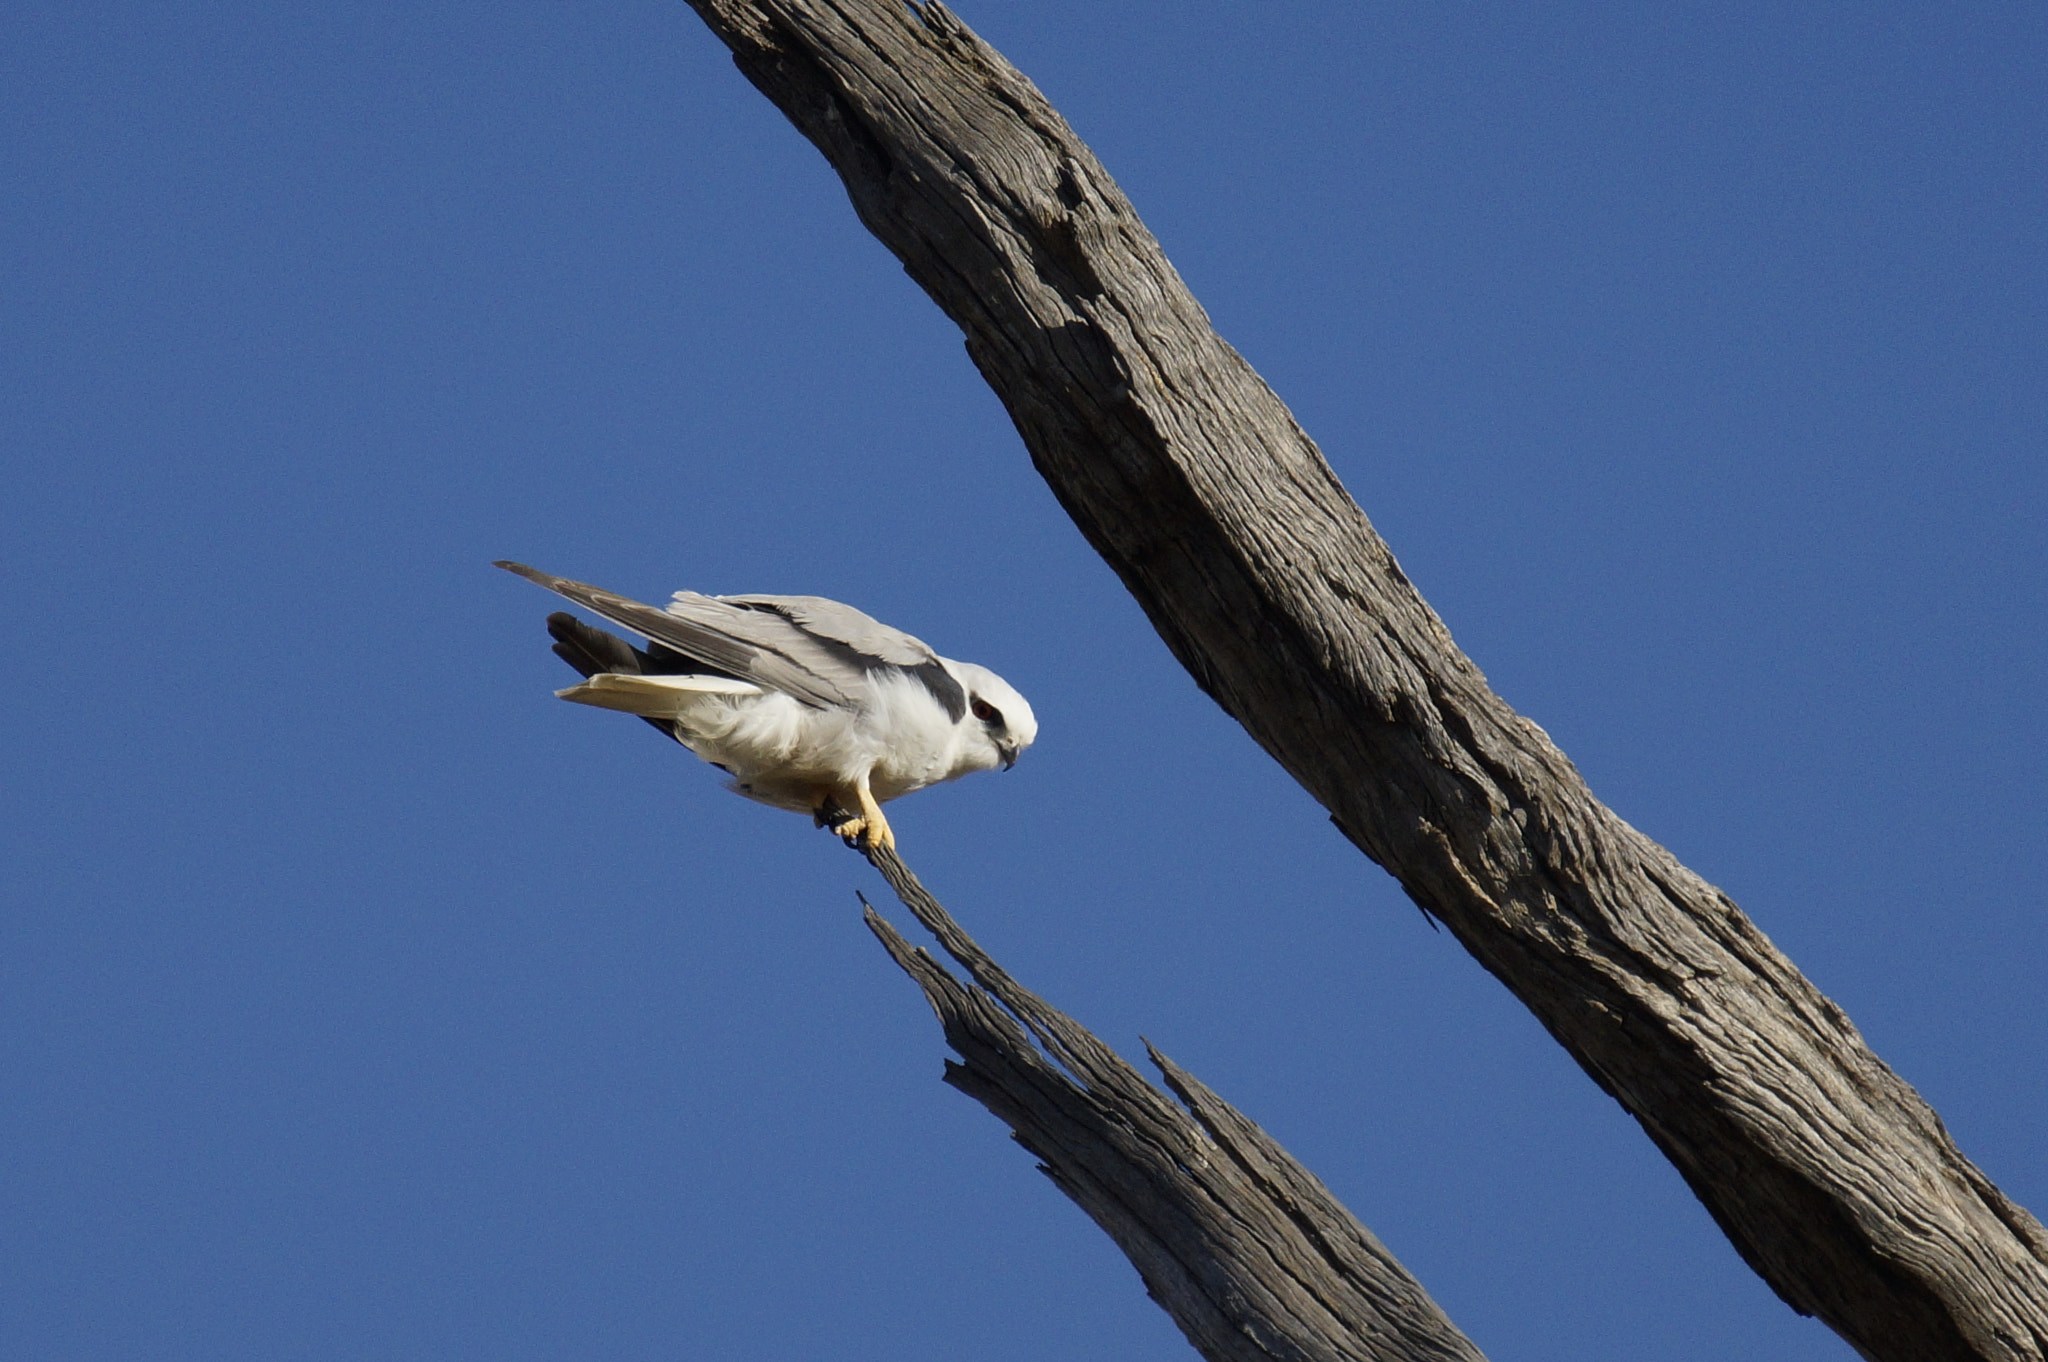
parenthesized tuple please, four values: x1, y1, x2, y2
(818, 805, 864, 840)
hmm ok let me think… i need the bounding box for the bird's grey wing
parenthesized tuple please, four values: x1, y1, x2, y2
(495, 562, 854, 709)
(713, 595, 935, 666)
(710, 593, 968, 723)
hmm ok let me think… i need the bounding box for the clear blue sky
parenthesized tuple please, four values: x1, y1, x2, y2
(5, 3, 2042, 1358)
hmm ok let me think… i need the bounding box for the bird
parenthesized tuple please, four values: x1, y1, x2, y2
(495, 561, 1036, 851)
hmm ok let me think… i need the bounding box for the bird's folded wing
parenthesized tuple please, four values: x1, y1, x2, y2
(555, 672, 763, 718)
(709, 594, 939, 667)
(701, 592, 969, 724)
(495, 561, 854, 709)
(668, 591, 945, 694)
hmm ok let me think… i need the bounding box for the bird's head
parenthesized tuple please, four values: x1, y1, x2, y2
(947, 662, 1038, 772)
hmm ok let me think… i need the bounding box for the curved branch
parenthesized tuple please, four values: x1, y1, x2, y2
(676, 2, 2048, 1357)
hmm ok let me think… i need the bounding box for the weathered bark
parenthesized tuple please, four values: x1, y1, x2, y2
(673, 2, 2048, 1358)
(861, 844, 1488, 1362)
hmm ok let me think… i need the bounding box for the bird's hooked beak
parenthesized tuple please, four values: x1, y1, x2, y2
(1000, 745, 1020, 771)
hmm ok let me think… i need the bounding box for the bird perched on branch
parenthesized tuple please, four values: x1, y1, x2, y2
(496, 561, 1036, 851)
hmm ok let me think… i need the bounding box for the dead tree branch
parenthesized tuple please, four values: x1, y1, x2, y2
(861, 843, 1488, 1362)
(669, 3, 2048, 1357)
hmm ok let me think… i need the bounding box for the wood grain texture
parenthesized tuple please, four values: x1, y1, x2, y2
(676, 2, 2048, 1356)
(861, 844, 1489, 1362)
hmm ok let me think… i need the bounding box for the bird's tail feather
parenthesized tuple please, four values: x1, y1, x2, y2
(556, 672, 763, 718)
(543, 613, 704, 742)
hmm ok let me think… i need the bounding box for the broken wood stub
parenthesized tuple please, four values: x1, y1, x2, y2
(861, 844, 1488, 1362)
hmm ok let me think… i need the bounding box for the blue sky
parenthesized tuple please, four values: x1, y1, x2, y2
(4, 2, 2042, 1358)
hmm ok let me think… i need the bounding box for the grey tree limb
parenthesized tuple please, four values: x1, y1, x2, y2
(672, 2, 2048, 1357)
(860, 843, 1489, 1362)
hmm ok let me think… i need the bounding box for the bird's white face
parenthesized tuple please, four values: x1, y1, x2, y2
(947, 661, 1038, 774)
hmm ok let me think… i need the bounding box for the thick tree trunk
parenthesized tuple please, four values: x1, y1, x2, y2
(674, 2, 2048, 1357)
(863, 845, 1488, 1362)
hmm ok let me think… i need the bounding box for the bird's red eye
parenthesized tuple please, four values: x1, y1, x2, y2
(971, 697, 1002, 725)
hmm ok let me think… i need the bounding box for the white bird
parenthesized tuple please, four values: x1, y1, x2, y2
(496, 561, 1036, 851)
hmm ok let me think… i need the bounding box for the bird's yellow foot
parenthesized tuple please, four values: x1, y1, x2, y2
(841, 816, 895, 851)
(816, 803, 894, 851)
(862, 811, 896, 851)
(815, 780, 894, 851)
(853, 788, 895, 851)
(812, 806, 875, 849)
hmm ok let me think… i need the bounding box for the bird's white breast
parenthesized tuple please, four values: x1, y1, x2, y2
(670, 670, 980, 811)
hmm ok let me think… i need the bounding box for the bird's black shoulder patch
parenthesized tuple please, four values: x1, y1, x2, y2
(905, 659, 968, 723)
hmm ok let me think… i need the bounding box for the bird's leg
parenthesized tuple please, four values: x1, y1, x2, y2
(821, 772, 894, 851)
(855, 778, 895, 851)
